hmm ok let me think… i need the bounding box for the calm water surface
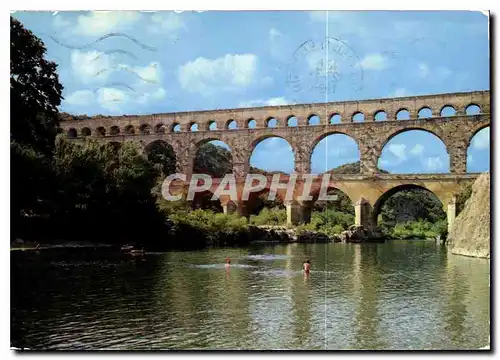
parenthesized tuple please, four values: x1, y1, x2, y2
(11, 241, 490, 350)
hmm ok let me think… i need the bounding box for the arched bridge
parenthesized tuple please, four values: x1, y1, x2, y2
(60, 90, 490, 230)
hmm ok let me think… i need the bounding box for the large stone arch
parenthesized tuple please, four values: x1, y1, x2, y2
(248, 134, 297, 173)
(371, 183, 445, 228)
(309, 130, 361, 173)
(189, 137, 233, 178)
(377, 126, 449, 173)
(144, 139, 178, 176)
(467, 123, 490, 149)
(379, 126, 446, 152)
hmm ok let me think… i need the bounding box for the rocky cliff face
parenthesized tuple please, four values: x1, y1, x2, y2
(448, 173, 490, 259)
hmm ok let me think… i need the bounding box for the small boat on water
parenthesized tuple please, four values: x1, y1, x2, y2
(129, 248, 145, 256)
(121, 244, 135, 252)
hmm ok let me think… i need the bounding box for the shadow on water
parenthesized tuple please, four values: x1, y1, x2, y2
(10, 241, 490, 350)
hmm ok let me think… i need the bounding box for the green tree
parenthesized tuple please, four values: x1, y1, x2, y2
(10, 16, 63, 155)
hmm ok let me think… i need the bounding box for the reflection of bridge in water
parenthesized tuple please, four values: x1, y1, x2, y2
(60, 90, 490, 228)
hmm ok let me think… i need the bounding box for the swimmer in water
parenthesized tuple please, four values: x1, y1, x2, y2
(225, 258, 231, 267)
(303, 259, 311, 274)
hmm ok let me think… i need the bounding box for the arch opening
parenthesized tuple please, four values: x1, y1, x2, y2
(247, 119, 257, 129)
(190, 123, 198, 132)
(418, 107, 432, 119)
(172, 123, 181, 133)
(378, 129, 449, 174)
(154, 124, 166, 134)
(466, 104, 481, 115)
(309, 186, 355, 233)
(249, 136, 294, 175)
(96, 126, 106, 137)
(311, 133, 361, 174)
(308, 114, 320, 126)
(374, 111, 387, 121)
(373, 185, 447, 240)
(193, 140, 233, 178)
(124, 125, 135, 135)
(352, 112, 364, 123)
(81, 127, 91, 137)
(330, 114, 341, 124)
(67, 128, 77, 138)
(396, 109, 410, 120)
(208, 121, 217, 131)
(266, 117, 278, 128)
(248, 188, 286, 225)
(227, 120, 238, 130)
(440, 105, 456, 117)
(110, 126, 120, 136)
(144, 140, 177, 176)
(191, 190, 223, 213)
(287, 116, 298, 127)
(467, 126, 490, 173)
(139, 124, 152, 135)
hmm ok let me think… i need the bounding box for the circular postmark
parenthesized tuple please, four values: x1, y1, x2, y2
(286, 37, 364, 99)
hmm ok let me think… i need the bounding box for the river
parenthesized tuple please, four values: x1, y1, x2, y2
(11, 240, 490, 350)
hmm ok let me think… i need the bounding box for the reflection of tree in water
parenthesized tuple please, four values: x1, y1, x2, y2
(153, 249, 253, 349)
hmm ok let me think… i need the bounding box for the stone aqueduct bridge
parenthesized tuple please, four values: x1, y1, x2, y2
(61, 90, 490, 230)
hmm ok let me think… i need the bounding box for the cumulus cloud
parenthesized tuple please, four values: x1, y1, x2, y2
(239, 97, 289, 108)
(70, 50, 113, 84)
(388, 143, 407, 161)
(54, 11, 142, 36)
(178, 54, 258, 95)
(357, 54, 387, 71)
(424, 156, 445, 171)
(410, 144, 424, 156)
(63, 89, 95, 106)
(148, 12, 186, 38)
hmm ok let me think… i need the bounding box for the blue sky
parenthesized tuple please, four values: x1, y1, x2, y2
(12, 10, 490, 174)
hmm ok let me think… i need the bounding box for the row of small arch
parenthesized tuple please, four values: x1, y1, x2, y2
(67, 104, 483, 138)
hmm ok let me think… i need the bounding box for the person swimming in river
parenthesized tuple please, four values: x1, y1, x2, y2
(225, 258, 231, 267)
(303, 259, 311, 274)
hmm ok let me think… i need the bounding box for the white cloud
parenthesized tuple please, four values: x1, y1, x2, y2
(132, 62, 162, 83)
(418, 63, 430, 78)
(269, 28, 281, 40)
(239, 97, 289, 108)
(55, 11, 142, 36)
(357, 54, 387, 71)
(410, 144, 424, 156)
(472, 127, 490, 150)
(70, 50, 112, 84)
(63, 90, 95, 106)
(178, 54, 258, 95)
(148, 12, 186, 38)
(388, 144, 407, 161)
(425, 156, 445, 171)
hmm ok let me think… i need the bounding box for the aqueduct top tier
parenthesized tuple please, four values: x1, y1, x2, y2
(61, 90, 490, 176)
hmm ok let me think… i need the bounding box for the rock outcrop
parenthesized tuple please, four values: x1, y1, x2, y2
(448, 172, 490, 259)
(248, 225, 385, 244)
(331, 225, 385, 243)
